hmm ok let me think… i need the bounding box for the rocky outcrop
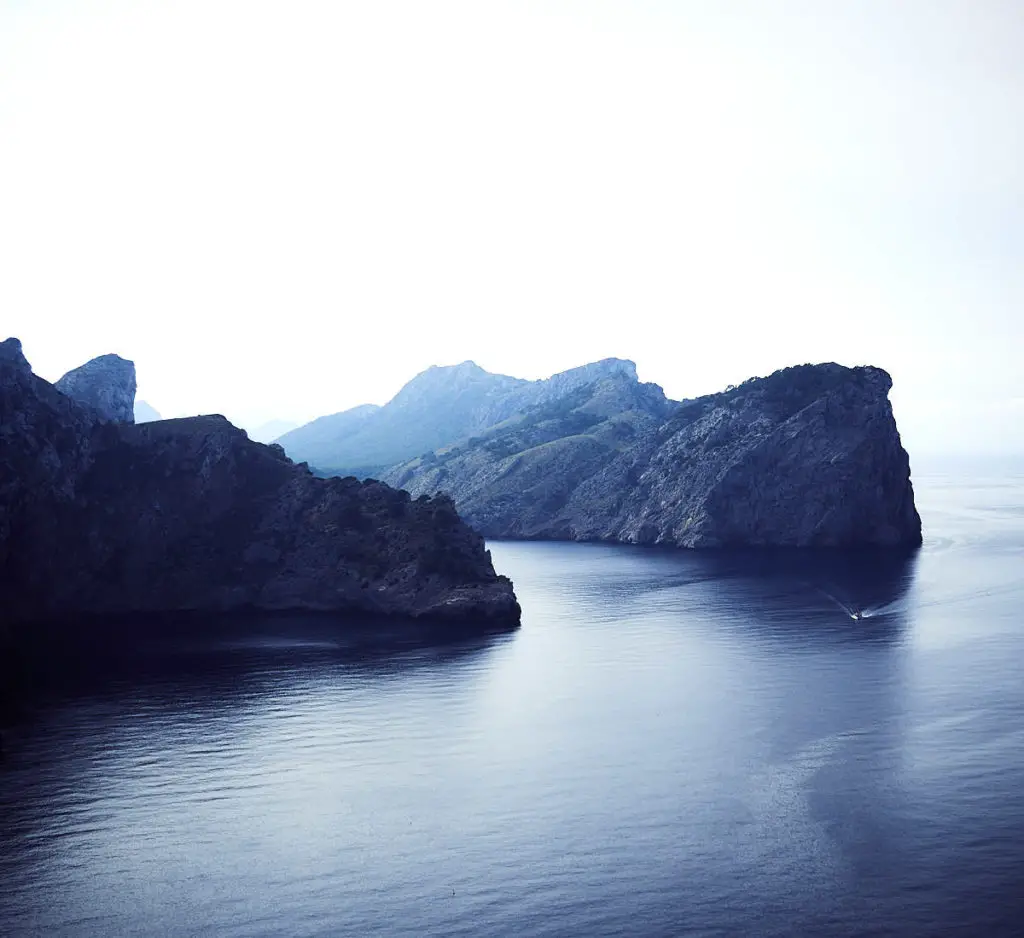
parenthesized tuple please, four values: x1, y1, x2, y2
(0, 338, 519, 626)
(384, 362, 922, 548)
(55, 353, 137, 423)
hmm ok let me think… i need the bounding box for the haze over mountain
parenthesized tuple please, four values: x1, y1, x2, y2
(249, 419, 298, 444)
(134, 400, 161, 423)
(277, 359, 654, 477)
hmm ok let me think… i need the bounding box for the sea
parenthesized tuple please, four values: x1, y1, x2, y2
(1, 456, 1023, 937)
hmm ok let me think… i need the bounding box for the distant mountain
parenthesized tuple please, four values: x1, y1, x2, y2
(135, 400, 161, 423)
(277, 358, 650, 478)
(247, 419, 299, 444)
(274, 403, 384, 475)
(383, 363, 922, 548)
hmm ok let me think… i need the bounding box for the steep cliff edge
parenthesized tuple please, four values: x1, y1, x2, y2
(386, 362, 922, 548)
(0, 338, 519, 626)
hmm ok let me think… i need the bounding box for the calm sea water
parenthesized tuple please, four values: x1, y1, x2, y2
(2, 459, 1023, 937)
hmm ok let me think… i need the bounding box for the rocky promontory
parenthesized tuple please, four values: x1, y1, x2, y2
(0, 338, 519, 626)
(381, 361, 922, 548)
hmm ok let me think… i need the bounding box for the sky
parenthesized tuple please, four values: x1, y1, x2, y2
(1, 0, 1021, 454)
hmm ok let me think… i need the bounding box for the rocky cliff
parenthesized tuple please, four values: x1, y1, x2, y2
(0, 338, 519, 626)
(55, 353, 136, 423)
(383, 362, 922, 548)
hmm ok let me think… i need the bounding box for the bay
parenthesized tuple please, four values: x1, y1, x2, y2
(1, 457, 1023, 937)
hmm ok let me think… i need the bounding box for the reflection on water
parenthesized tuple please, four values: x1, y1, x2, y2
(1, 468, 1023, 937)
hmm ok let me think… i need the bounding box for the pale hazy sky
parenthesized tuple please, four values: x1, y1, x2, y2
(1, 0, 1021, 454)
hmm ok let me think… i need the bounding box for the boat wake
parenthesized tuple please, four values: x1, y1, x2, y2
(815, 589, 907, 621)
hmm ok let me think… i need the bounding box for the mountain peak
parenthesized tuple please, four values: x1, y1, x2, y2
(443, 360, 485, 372)
(555, 358, 638, 382)
(1, 337, 30, 373)
(54, 353, 136, 423)
(417, 360, 489, 381)
(535, 358, 639, 399)
(390, 360, 522, 408)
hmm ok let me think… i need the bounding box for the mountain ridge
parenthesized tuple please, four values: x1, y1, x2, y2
(372, 358, 922, 548)
(276, 358, 660, 477)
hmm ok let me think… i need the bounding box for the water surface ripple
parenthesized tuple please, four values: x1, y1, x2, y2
(2, 463, 1023, 936)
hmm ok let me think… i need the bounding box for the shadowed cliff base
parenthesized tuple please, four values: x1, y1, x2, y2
(0, 610, 517, 729)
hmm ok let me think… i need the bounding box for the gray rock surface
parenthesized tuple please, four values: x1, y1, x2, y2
(0, 338, 519, 626)
(55, 353, 136, 423)
(384, 362, 922, 548)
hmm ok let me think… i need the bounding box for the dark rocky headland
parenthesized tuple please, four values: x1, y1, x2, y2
(280, 358, 921, 549)
(0, 338, 520, 628)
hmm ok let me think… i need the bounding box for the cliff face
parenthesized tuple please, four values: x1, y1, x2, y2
(55, 353, 137, 423)
(384, 362, 922, 548)
(0, 339, 519, 626)
(560, 364, 921, 547)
